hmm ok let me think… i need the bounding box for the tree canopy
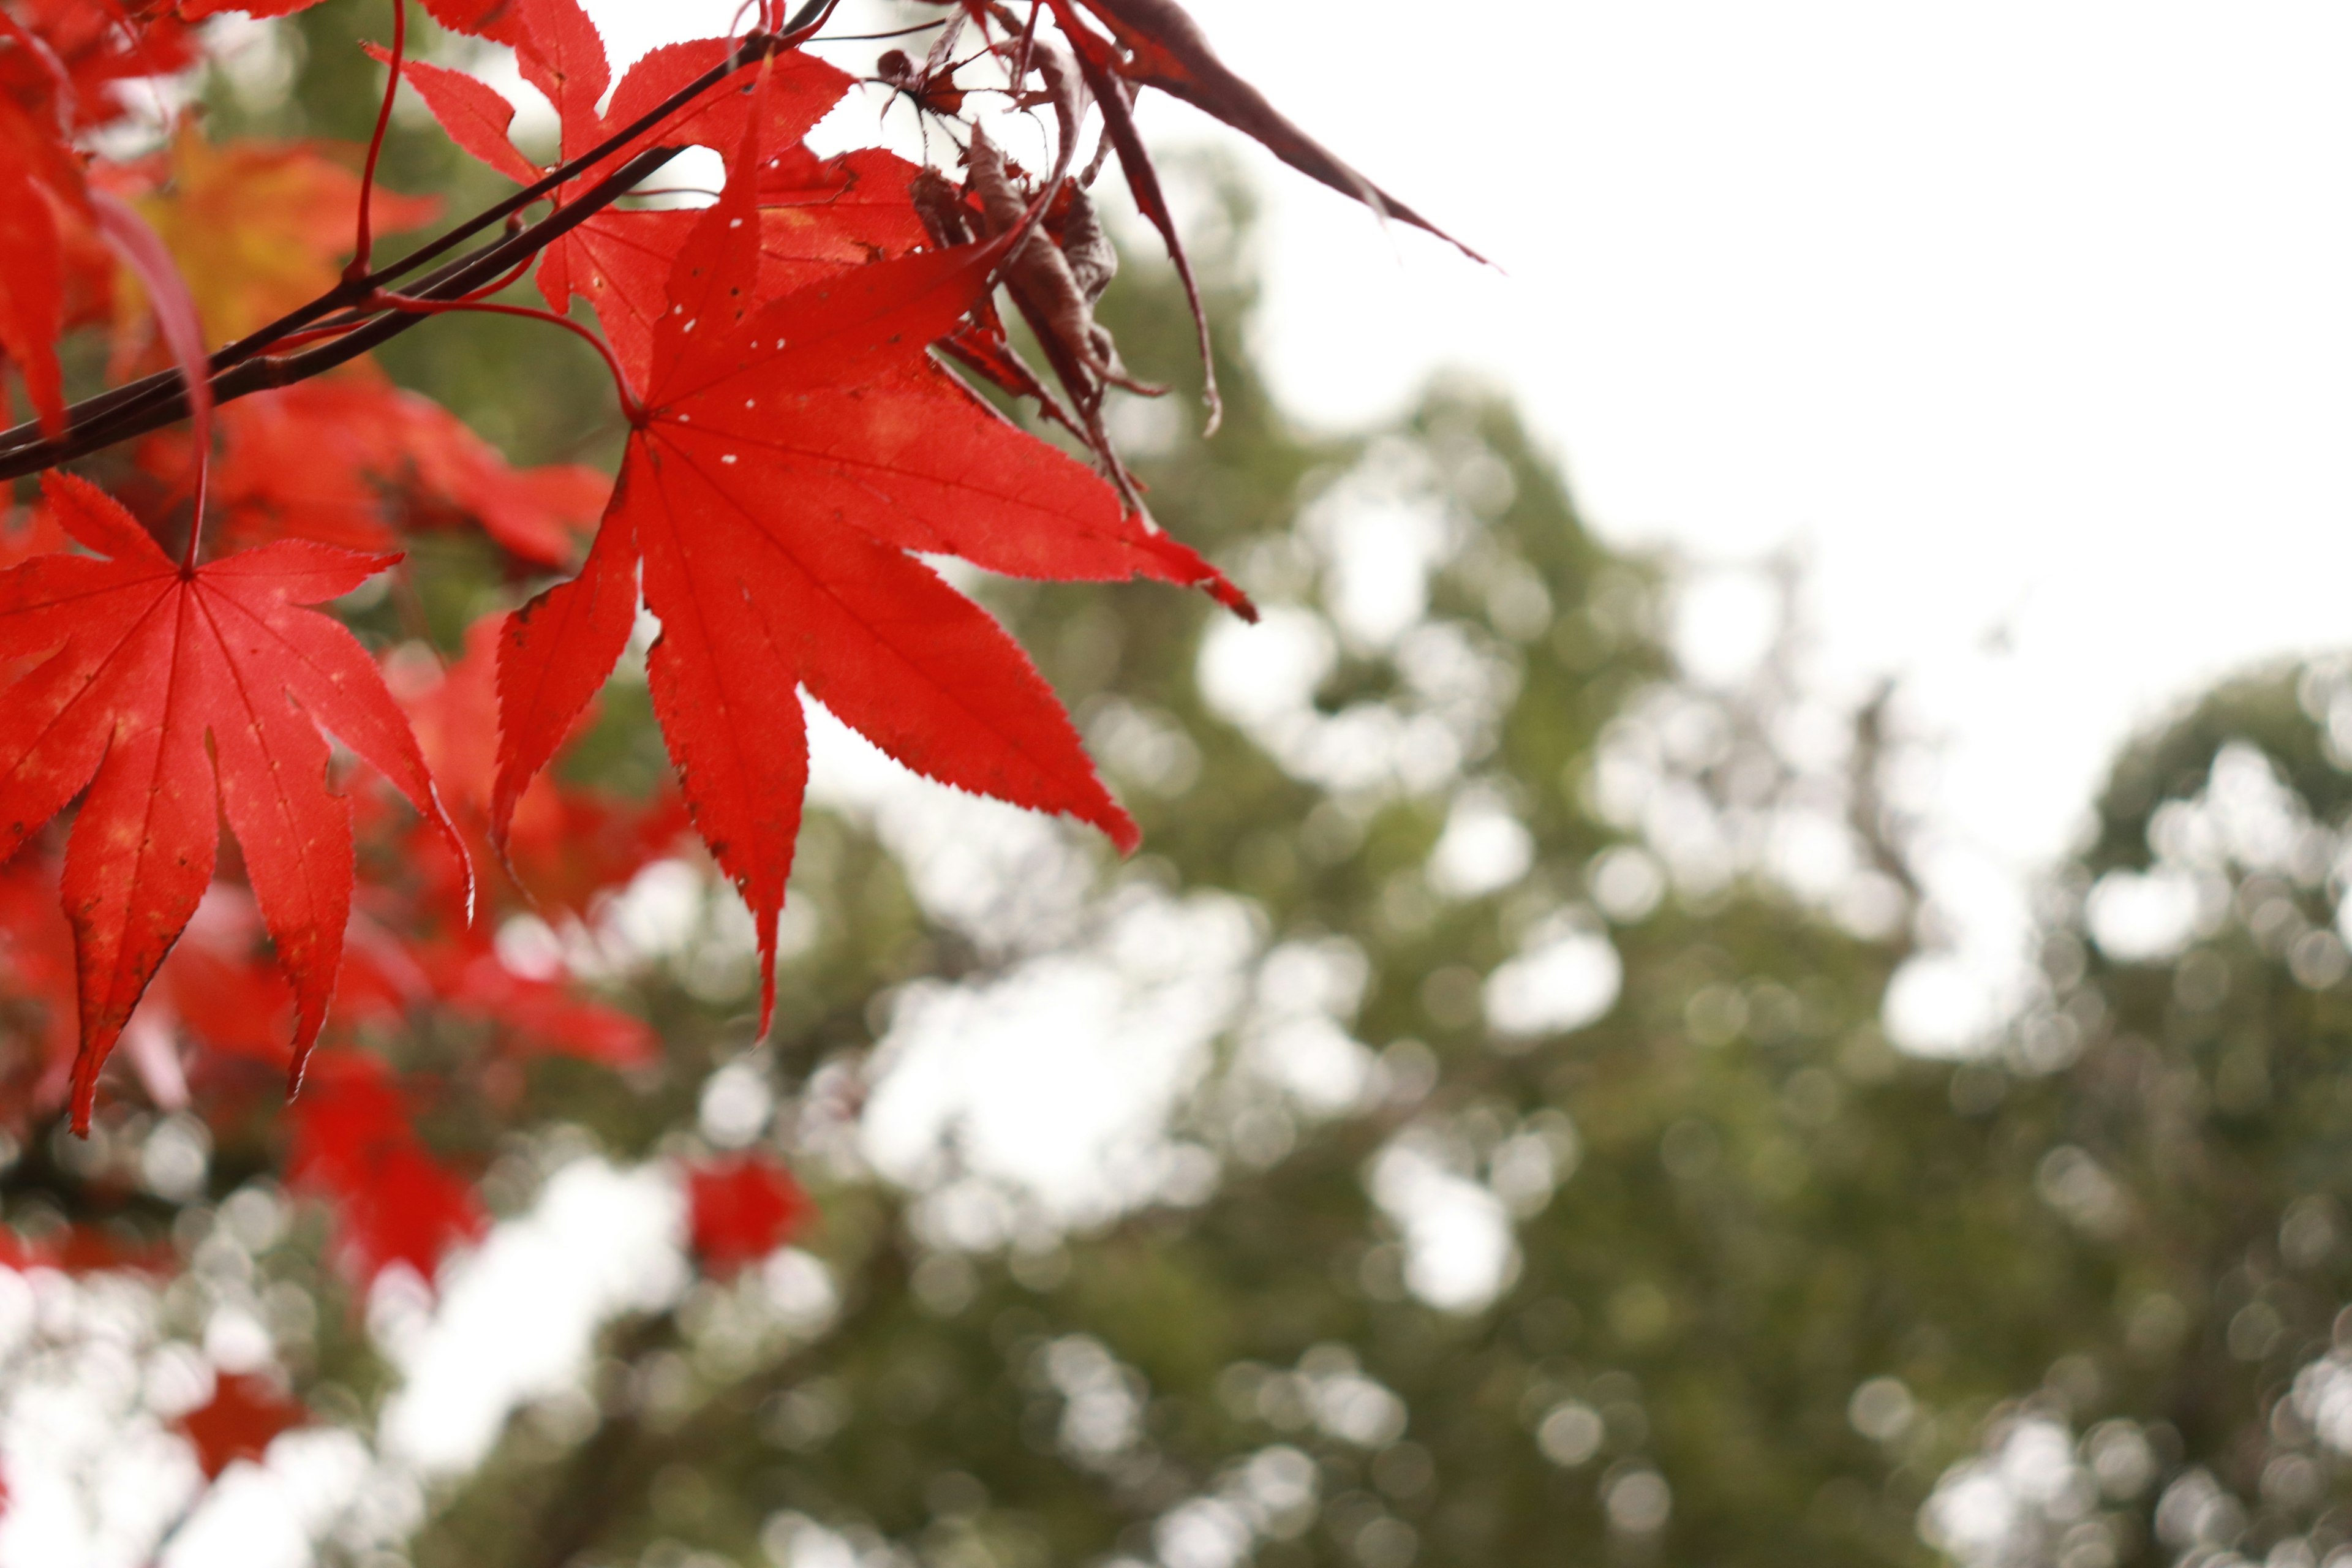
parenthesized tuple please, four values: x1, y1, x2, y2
(1, 7, 2349, 1568)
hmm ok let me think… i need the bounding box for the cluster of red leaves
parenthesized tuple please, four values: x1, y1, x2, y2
(0, 1, 679, 1154)
(0, 0, 1462, 1376)
(284, 1054, 486, 1286)
(686, 1151, 812, 1278)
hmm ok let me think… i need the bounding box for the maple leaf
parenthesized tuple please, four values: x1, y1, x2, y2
(0, 2, 200, 133)
(176, 1372, 306, 1479)
(153, 885, 659, 1074)
(395, 619, 686, 921)
(0, 854, 75, 1107)
(430, 951, 659, 1069)
(0, 492, 69, 570)
(394, 3, 866, 382)
(177, 0, 519, 37)
(685, 1152, 810, 1278)
(152, 904, 298, 1066)
(0, 472, 464, 1129)
(548, 143, 934, 386)
(116, 123, 439, 342)
(285, 1054, 485, 1289)
(492, 128, 1244, 1031)
(0, 92, 83, 435)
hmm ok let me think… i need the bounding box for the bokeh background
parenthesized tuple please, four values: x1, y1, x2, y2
(12, 3, 2352, 1566)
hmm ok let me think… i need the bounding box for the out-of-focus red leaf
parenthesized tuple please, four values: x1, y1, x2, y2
(0, 0, 126, 439)
(176, 1372, 306, 1479)
(143, 867, 660, 1076)
(429, 952, 658, 1069)
(1, 2, 200, 132)
(398, 619, 686, 920)
(494, 123, 1243, 1033)
(0, 1218, 175, 1276)
(140, 375, 608, 565)
(0, 854, 75, 1112)
(285, 1055, 484, 1289)
(0, 106, 73, 434)
(685, 1152, 810, 1277)
(147, 885, 298, 1064)
(179, 0, 518, 39)
(0, 494, 70, 569)
(0, 473, 464, 1129)
(115, 123, 438, 343)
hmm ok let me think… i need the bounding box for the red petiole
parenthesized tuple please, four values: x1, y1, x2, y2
(374, 292, 645, 420)
(349, 0, 408, 283)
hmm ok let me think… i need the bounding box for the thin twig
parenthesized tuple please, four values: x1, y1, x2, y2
(348, 0, 408, 281)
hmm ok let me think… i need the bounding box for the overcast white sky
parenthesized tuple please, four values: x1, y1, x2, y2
(574, 0, 2352, 1002)
(1158, 1, 2352, 1031)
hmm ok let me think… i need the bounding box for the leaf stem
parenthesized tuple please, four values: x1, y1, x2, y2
(377, 295, 644, 420)
(348, 0, 407, 282)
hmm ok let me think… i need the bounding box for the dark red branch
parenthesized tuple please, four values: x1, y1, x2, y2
(0, 148, 680, 483)
(0, 26, 796, 473)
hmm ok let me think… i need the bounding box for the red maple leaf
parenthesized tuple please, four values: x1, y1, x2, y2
(285, 1055, 484, 1289)
(176, 1371, 307, 1479)
(491, 118, 1242, 1030)
(138, 862, 660, 1080)
(0, 2, 200, 134)
(102, 122, 440, 345)
(0, 854, 76, 1104)
(685, 1152, 810, 1278)
(385, 0, 856, 374)
(393, 617, 687, 921)
(391, 2, 872, 382)
(1, 490, 70, 568)
(0, 472, 464, 1129)
(0, 91, 83, 435)
(177, 0, 518, 36)
(533, 141, 935, 386)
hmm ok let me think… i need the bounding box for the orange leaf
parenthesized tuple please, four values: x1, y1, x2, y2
(123, 123, 439, 344)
